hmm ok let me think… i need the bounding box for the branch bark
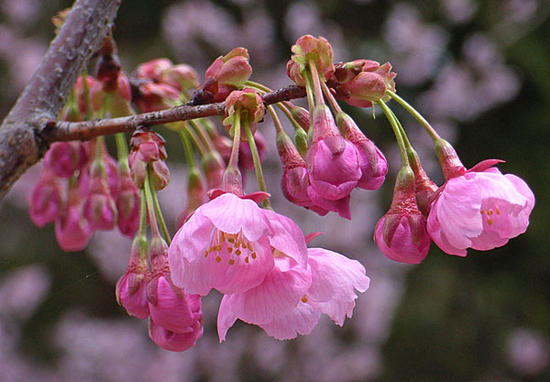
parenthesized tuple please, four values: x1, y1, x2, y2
(0, 0, 121, 199)
(51, 85, 307, 141)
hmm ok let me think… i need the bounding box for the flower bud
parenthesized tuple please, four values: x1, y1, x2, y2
(115, 235, 150, 319)
(307, 106, 361, 201)
(83, 165, 118, 231)
(288, 35, 334, 86)
(116, 167, 141, 237)
(148, 319, 202, 352)
(331, 60, 396, 108)
(29, 171, 65, 227)
(161, 64, 198, 91)
(136, 58, 174, 82)
(54, 190, 92, 252)
(147, 236, 203, 333)
(374, 166, 431, 264)
(44, 142, 88, 178)
(336, 112, 387, 190)
(135, 82, 180, 112)
(222, 88, 265, 138)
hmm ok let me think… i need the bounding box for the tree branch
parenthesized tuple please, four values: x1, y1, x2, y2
(0, 0, 121, 199)
(49, 85, 307, 141)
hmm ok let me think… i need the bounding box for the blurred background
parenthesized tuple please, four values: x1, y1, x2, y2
(1, 0, 549, 381)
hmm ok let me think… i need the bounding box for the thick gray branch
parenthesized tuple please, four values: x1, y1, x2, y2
(0, 0, 121, 199)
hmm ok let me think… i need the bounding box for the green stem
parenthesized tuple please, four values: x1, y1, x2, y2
(81, 71, 92, 121)
(244, 119, 270, 208)
(307, 58, 325, 106)
(302, 67, 316, 112)
(245, 80, 271, 93)
(320, 80, 343, 114)
(138, 188, 147, 237)
(387, 90, 440, 141)
(95, 135, 105, 159)
(228, 112, 241, 169)
(179, 128, 197, 170)
(115, 133, 128, 160)
(143, 170, 161, 238)
(377, 100, 409, 167)
(182, 121, 206, 156)
(151, 184, 171, 245)
(189, 119, 214, 152)
(267, 105, 284, 134)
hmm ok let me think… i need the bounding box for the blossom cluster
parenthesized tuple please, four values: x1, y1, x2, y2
(27, 32, 535, 353)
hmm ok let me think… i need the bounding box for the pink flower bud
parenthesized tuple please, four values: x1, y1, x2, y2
(148, 319, 202, 352)
(44, 142, 88, 178)
(29, 171, 65, 227)
(336, 112, 387, 190)
(116, 235, 150, 319)
(286, 103, 310, 132)
(135, 82, 180, 112)
(161, 64, 198, 91)
(147, 237, 203, 333)
(136, 58, 174, 82)
(129, 130, 170, 190)
(307, 106, 361, 201)
(117, 168, 140, 237)
(288, 35, 334, 86)
(54, 191, 92, 252)
(434, 138, 467, 180)
(223, 88, 265, 138)
(83, 173, 118, 231)
(331, 60, 396, 108)
(374, 167, 431, 264)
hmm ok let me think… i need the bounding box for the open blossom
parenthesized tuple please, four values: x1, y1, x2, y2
(218, 239, 370, 341)
(427, 165, 535, 256)
(168, 192, 275, 295)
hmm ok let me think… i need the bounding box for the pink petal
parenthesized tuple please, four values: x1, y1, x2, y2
(259, 302, 321, 340)
(221, 257, 312, 325)
(263, 209, 308, 265)
(306, 248, 370, 325)
(200, 192, 271, 241)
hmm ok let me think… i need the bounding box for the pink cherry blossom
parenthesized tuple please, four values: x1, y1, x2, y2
(54, 194, 92, 252)
(44, 141, 87, 178)
(374, 167, 431, 264)
(115, 236, 150, 319)
(28, 171, 65, 227)
(168, 192, 275, 295)
(116, 170, 140, 237)
(427, 167, 535, 256)
(218, 246, 369, 341)
(147, 237, 203, 333)
(307, 106, 362, 201)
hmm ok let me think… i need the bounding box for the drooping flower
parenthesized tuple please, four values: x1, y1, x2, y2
(44, 141, 88, 179)
(116, 166, 141, 237)
(336, 112, 388, 191)
(218, 242, 369, 341)
(427, 166, 535, 256)
(28, 170, 65, 227)
(148, 318, 203, 352)
(54, 188, 92, 252)
(147, 237, 203, 333)
(116, 235, 151, 319)
(374, 166, 431, 264)
(168, 192, 275, 295)
(83, 160, 118, 231)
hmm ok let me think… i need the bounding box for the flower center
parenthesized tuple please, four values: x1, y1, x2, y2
(204, 230, 257, 265)
(480, 207, 501, 226)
